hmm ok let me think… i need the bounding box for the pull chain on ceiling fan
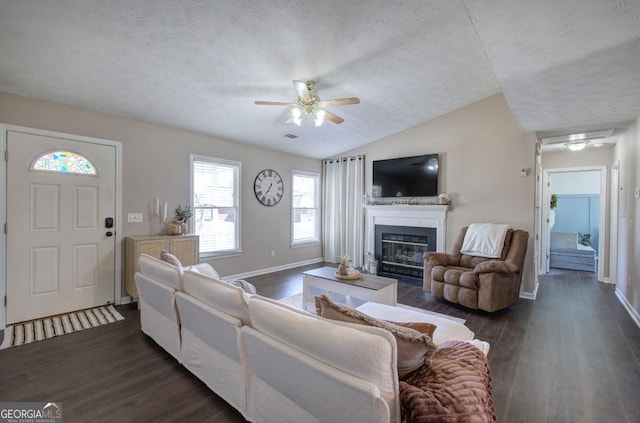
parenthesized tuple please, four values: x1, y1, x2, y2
(255, 80, 360, 126)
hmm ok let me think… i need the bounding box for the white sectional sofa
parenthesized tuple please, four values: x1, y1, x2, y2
(134, 254, 492, 423)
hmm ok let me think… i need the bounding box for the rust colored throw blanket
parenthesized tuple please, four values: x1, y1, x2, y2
(399, 341, 497, 423)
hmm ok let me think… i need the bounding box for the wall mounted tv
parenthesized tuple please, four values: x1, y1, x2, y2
(372, 154, 439, 198)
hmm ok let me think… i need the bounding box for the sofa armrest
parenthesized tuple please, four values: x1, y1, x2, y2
(473, 260, 519, 274)
(424, 252, 458, 267)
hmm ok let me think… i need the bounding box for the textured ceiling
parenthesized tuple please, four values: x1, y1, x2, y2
(0, 0, 639, 159)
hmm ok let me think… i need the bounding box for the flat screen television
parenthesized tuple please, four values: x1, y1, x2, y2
(372, 154, 439, 198)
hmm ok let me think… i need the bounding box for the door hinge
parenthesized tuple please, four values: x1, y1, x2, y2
(4, 295, 6, 306)
(3, 223, 6, 234)
(4, 150, 7, 162)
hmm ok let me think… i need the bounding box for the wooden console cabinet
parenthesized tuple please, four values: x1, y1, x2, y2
(125, 235, 199, 297)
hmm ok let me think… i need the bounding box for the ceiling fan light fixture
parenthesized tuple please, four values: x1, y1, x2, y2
(314, 109, 326, 127)
(258, 80, 358, 126)
(566, 140, 589, 151)
(290, 107, 303, 126)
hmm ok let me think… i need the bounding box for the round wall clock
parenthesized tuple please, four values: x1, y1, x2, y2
(254, 169, 284, 206)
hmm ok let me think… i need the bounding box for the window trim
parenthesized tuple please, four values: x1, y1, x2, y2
(190, 154, 242, 259)
(291, 169, 321, 247)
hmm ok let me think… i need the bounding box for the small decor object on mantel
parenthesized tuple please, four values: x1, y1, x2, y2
(438, 193, 450, 205)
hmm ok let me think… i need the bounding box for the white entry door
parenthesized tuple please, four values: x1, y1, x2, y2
(6, 131, 116, 324)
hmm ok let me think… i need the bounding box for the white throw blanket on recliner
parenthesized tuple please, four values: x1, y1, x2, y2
(460, 223, 512, 258)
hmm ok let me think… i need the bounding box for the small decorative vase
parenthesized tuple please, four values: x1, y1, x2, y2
(338, 263, 348, 276)
(166, 220, 183, 236)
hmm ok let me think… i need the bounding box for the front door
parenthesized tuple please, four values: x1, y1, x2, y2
(6, 131, 116, 324)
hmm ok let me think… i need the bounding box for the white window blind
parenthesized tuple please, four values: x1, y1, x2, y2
(191, 155, 241, 256)
(292, 170, 320, 245)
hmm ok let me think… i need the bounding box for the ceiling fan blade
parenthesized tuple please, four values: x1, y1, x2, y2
(321, 97, 360, 107)
(254, 101, 296, 106)
(324, 110, 344, 124)
(293, 80, 311, 101)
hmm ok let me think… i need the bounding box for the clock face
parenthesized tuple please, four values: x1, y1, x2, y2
(254, 169, 284, 206)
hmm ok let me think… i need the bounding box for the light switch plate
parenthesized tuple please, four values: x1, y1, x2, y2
(128, 213, 144, 223)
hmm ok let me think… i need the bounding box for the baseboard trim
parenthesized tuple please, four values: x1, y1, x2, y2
(615, 288, 640, 329)
(519, 281, 539, 300)
(223, 257, 325, 281)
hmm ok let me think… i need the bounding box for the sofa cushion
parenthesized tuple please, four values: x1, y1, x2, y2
(160, 250, 183, 271)
(443, 269, 478, 289)
(181, 270, 251, 326)
(315, 294, 437, 377)
(186, 262, 220, 279)
(137, 254, 182, 291)
(399, 340, 496, 423)
(227, 279, 257, 294)
(355, 302, 476, 346)
(246, 296, 398, 402)
(393, 321, 437, 339)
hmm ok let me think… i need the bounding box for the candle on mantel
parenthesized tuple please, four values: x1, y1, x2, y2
(155, 197, 160, 217)
(163, 202, 167, 223)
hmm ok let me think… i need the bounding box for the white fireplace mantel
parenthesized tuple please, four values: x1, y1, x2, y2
(364, 205, 448, 254)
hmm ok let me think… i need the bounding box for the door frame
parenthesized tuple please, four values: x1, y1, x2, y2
(1, 124, 123, 330)
(609, 161, 619, 285)
(540, 165, 607, 281)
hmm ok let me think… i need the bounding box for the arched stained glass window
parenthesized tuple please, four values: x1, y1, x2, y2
(31, 151, 97, 175)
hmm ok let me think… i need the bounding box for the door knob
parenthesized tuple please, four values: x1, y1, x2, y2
(106, 231, 113, 237)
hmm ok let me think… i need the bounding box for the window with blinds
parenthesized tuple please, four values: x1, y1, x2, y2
(292, 170, 320, 245)
(191, 155, 242, 256)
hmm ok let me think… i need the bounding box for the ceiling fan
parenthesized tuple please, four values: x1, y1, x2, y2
(255, 80, 360, 126)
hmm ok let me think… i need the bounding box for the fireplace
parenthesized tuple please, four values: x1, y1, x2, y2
(375, 225, 436, 284)
(364, 204, 448, 286)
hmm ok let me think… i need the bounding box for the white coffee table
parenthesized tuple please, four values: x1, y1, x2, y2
(302, 266, 397, 312)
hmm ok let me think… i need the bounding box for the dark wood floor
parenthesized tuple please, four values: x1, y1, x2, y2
(1, 264, 639, 422)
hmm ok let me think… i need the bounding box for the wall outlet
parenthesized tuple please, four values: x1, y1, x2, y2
(128, 213, 144, 223)
(271, 250, 275, 257)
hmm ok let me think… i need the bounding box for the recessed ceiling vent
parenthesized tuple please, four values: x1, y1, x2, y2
(540, 129, 614, 144)
(284, 133, 300, 140)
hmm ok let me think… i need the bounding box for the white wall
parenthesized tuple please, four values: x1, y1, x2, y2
(613, 115, 640, 325)
(0, 91, 323, 286)
(344, 94, 538, 294)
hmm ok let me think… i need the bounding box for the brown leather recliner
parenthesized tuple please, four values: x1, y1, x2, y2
(424, 226, 529, 312)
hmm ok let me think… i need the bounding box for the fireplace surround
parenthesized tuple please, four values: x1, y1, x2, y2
(364, 205, 448, 285)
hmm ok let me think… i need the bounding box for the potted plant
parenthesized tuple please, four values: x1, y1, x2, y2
(174, 204, 193, 222)
(167, 204, 193, 235)
(549, 194, 558, 228)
